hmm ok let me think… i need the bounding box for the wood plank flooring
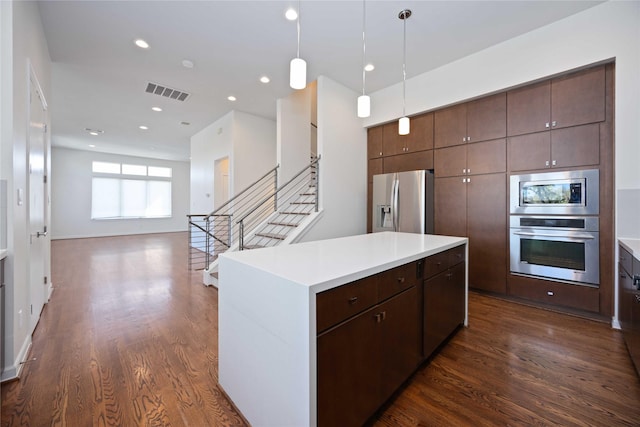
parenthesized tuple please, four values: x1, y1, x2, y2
(2, 232, 639, 426)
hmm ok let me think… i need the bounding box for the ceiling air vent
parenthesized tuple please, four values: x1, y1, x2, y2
(145, 82, 190, 102)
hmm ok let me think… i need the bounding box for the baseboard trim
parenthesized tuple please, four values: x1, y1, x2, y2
(1, 335, 32, 383)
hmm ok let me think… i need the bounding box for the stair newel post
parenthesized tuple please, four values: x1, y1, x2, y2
(239, 220, 245, 251)
(314, 159, 319, 212)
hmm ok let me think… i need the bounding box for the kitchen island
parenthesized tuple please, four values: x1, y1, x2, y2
(218, 232, 468, 427)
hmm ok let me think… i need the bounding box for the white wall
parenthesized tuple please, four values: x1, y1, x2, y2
(364, 1, 640, 237)
(299, 76, 367, 243)
(1, 0, 53, 380)
(190, 111, 276, 215)
(50, 147, 189, 239)
(277, 85, 312, 184)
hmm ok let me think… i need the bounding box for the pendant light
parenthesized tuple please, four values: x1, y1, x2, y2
(357, 0, 370, 118)
(290, 0, 307, 90)
(398, 9, 411, 135)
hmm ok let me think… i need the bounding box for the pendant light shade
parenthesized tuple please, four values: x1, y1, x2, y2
(399, 116, 410, 135)
(357, 95, 371, 118)
(398, 9, 411, 135)
(290, 57, 307, 90)
(290, 1, 306, 90)
(357, 0, 371, 118)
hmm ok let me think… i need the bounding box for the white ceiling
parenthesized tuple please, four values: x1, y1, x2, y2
(37, 0, 603, 162)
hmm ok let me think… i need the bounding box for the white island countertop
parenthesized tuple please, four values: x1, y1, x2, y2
(220, 231, 468, 294)
(620, 238, 640, 260)
(218, 232, 468, 427)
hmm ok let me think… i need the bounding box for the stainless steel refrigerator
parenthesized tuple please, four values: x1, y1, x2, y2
(372, 170, 434, 234)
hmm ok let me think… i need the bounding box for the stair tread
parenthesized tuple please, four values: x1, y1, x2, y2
(255, 232, 287, 240)
(278, 211, 311, 215)
(268, 221, 298, 227)
(291, 201, 316, 205)
(244, 244, 265, 250)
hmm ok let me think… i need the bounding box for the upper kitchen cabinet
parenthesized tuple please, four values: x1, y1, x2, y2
(435, 93, 506, 148)
(383, 113, 434, 156)
(508, 123, 600, 172)
(368, 126, 384, 159)
(507, 65, 605, 136)
(435, 138, 506, 178)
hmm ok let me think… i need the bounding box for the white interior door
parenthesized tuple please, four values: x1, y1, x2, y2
(28, 71, 47, 332)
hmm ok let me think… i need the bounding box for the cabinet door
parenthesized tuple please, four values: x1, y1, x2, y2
(551, 123, 600, 168)
(383, 150, 433, 173)
(467, 174, 506, 293)
(551, 65, 605, 129)
(405, 113, 434, 152)
(423, 262, 465, 357)
(466, 93, 506, 143)
(368, 126, 384, 159)
(434, 177, 467, 237)
(379, 286, 421, 402)
(619, 263, 632, 331)
(508, 132, 551, 172)
(317, 306, 380, 427)
(629, 257, 640, 375)
(467, 139, 506, 175)
(382, 121, 402, 156)
(434, 145, 467, 178)
(434, 103, 467, 148)
(367, 159, 383, 233)
(507, 80, 551, 136)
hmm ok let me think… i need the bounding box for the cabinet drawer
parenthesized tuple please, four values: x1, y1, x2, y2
(317, 276, 378, 333)
(424, 245, 466, 279)
(378, 262, 416, 302)
(508, 275, 600, 313)
(620, 245, 633, 276)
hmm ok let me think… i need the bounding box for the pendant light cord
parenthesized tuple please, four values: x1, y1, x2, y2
(361, 0, 366, 96)
(297, 0, 301, 59)
(402, 12, 407, 117)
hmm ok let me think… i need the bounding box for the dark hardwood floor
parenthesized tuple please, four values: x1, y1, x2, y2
(2, 232, 639, 426)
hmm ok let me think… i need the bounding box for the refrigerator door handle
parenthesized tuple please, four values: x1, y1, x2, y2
(392, 176, 400, 231)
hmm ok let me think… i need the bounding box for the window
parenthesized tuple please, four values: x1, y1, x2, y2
(91, 161, 172, 219)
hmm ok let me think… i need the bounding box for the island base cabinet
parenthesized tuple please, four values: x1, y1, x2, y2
(424, 262, 465, 357)
(317, 286, 420, 427)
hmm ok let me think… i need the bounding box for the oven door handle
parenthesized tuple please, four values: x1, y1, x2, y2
(513, 231, 596, 240)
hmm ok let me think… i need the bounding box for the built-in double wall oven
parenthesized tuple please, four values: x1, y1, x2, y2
(509, 169, 599, 286)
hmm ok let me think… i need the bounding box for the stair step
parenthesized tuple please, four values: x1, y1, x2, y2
(255, 232, 287, 240)
(291, 202, 316, 205)
(278, 211, 311, 215)
(244, 244, 265, 250)
(300, 192, 315, 196)
(268, 221, 298, 227)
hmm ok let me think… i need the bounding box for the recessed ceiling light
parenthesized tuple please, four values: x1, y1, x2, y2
(151, 106, 162, 112)
(134, 39, 149, 49)
(139, 125, 149, 130)
(180, 121, 191, 126)
(88, 144, 96, 148)
(89, 131, 99, 136)
(285, 8, 298, 21)
(182, 59, 194, 69)
(85, 128, 103, 136)
(227, 96, 237, 101)
(364, 63, 375, 72)
(260, 76, 270, 84)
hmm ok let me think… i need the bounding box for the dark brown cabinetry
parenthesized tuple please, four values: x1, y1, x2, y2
(435, 93, 506, 148)
(435, 173, 506, 294)
(383, 113, 434, 155)
(619, 245, 640, 376)
(423, 246, 465, 357)
(508, 123, 600, 172)
(434, 138, 506, 178)
(317, 262, 421, 427)
(507, 65, 605, 136)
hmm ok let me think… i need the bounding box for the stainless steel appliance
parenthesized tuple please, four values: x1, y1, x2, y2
(510, 216, 599, 286)
(372, 170, 434, 234)
(510, 169, 599, 215)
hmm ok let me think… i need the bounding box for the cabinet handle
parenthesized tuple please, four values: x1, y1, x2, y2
(379, 152, 383, 156)
(545, 160, 550, 167)
(375, 312, 385, 323)
(467, 136, 471, 142)
(552, 160, 557, 166)
(552, 121, 557, 127)
(467, 168, 471, 174)
(397, 277, 405, 284)
(462, 168, 466, 174)
(348, 296, 358, 305)
(381, 311, 386, 321)
(545, 122, 550, 128)
(547, 291, 554, 296)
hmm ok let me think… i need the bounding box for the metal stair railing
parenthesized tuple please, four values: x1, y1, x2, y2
(238, 156, 319, 250)
(187, 165, 278, 270)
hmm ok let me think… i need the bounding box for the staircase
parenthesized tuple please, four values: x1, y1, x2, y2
(192, 157, 320, 287)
